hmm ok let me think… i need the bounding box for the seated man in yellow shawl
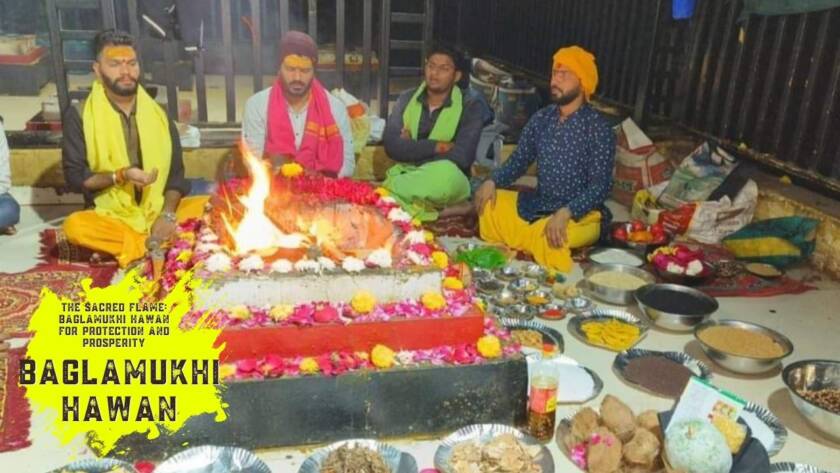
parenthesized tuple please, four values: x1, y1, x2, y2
(61, 30, 205, 268)
(474, 46, 616, 273)
(382, 45, 484, 222)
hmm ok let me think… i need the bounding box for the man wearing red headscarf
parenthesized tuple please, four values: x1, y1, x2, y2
(242, 31, 355, 178)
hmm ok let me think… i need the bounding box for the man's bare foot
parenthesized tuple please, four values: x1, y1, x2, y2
(0, 226, 16, 235)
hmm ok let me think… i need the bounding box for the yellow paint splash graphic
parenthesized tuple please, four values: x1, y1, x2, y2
(22, 269, 227, 455)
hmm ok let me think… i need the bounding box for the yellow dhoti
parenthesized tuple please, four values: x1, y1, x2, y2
(479, 190, 600, 273)
(63, 195, 209, 268)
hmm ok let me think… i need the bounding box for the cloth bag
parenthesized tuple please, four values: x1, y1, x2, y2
(632, 178, 758, 244)
(612, 118, 673, 207)
(722, 217, 819, 268)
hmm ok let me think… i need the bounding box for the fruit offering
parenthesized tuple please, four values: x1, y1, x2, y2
(612, 220, 668, 245)
(649, 244, 708, 277)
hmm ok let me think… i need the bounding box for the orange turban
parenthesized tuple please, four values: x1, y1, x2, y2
(552, 46, 598, 99)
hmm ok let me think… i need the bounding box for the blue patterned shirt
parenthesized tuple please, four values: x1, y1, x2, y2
(491, 103, 616, 222)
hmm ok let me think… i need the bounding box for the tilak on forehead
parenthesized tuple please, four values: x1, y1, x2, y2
(283, 54, 313, 69)
(278, 30, 318, 66)
(103, 45, 135, 60)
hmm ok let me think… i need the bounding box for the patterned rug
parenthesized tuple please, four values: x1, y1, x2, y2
(0, 265, 117, 337)
(424, 211, 478, 239)
(0, 347, 31, 452)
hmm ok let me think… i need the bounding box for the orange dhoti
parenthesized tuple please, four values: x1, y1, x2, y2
(479, 190, 601, 273)
(62, 195, 209, 267)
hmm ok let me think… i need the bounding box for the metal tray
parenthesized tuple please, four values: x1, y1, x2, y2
(434, 424, 554, 473)
(154, 446, 271, 473)
(555, 363, 604, 404)
(613, 348, 712, 398)
(558, 411, 771, 473)
(769, 463, 832, 473)
(742, 402, 788, 457)
(298, 439, 418, 473)
(500, 317, 565, 353)
(567, 309, 649, 352)
(49, 459, 138, 473)
(588, 247, 645, 267)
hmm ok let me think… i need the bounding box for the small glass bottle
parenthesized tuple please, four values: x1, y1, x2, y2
(528, 344, 558, 442)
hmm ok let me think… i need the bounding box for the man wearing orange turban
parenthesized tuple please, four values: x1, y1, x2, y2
(474, 46, 615, 273)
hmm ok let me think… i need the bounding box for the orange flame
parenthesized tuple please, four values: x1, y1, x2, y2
(224, 146, 310, 255)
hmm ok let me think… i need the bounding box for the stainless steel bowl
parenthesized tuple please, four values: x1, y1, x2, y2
(634, 283, 718, 331)
(524, 289, 552, 307)
(489, 288, 521, 308)
(504, 303, 538, 321)
(782, 359, 840, 442)
(694, 319, 794, 374)
(471, 267, 493, 282)
(583, 264, 655, 305)
(522, 263, 547, 280)
(538, 302, 567, 320)
(564, 296, 593, 312)
(509, 277, 538, 294)
(476, 278, 505, 295)
(496, 264, 522, 281)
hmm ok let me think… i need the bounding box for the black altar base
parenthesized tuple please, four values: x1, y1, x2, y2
(110, 357, 528, 459)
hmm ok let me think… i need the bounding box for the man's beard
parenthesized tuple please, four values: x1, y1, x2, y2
(551, 85, 581, 106)
(102, 74, 138, 97)
(282, 79, 312, 98)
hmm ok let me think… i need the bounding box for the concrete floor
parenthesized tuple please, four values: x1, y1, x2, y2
(1, 202, 839, 472)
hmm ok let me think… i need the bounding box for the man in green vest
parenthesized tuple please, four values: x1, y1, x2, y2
(382, 45, 484, 222)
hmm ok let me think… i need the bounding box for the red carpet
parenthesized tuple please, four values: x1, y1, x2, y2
(0, 266, 116, 337)
(0, 347, 31, 452)
(669, 242, 816, 298)
(1, 229, 118, 337)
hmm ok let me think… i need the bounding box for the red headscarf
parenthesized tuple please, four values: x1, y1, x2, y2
(264, 31, 343, 176)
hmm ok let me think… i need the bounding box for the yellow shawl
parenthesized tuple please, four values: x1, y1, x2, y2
(83, 80, 171, 234)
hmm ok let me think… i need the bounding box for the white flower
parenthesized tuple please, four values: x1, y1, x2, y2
(294, 259, 321, 272)
(342, 257, 366, 273)
(387, 207, 412, 223)
(199, 231, 219, 243)
(666, 262, 686, 275)
(196, 242, 222, 253)
(686, 260, 704, 277)
(270, 259, 293, 273)
(380, 196, 397, 205)
(205, 252, 232, 273)
(405, 230, 426, 245)
(238, 254, 265, 272)
(396, 350, 414, 366)
(366, 248, 392, 268)
(317, 257, 336, 271)
(406, 250, 427, 266)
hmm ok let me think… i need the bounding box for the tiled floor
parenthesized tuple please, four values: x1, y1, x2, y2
(0, 203, 79, 272)
(1, 201, 840, 472)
